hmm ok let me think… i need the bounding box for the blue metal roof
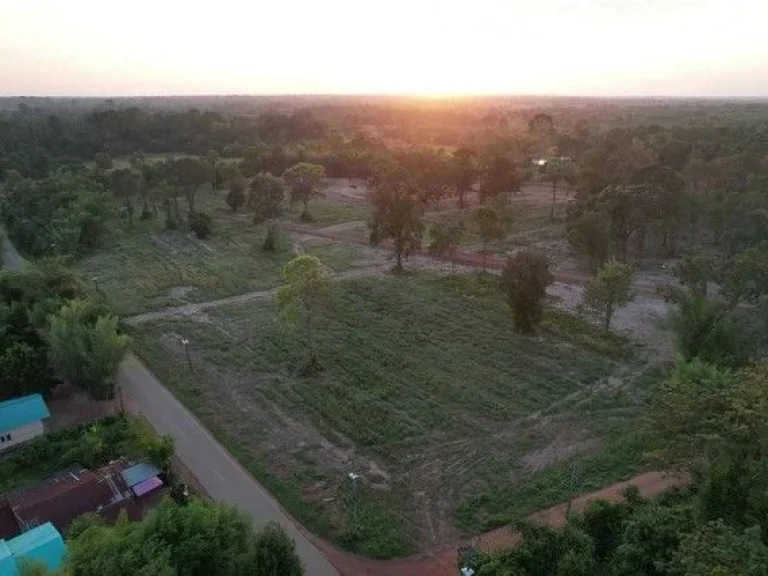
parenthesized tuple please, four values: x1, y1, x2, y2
(0, 395, 50, 435)
(4, 523, 65, 575)
(0, 541, 13, 576)
(121, 462, 161, 488)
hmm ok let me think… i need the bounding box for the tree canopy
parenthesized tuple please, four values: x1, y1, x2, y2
(64, 499, 303, 576)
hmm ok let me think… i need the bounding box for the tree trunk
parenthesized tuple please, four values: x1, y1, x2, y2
(605, 303, 613, 332)
(482, 240, 487, 273)
(185, 188, 195, 213)
(637, 227, 646, 261)
(395, 248, 403, 271)
(125, 197, 134, 227)
(458, 189, 465, 210)
(305, 301, 314, 364)
(550, 180, 557, 220)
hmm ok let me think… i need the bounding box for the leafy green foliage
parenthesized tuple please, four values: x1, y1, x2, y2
(225, 177, 246, 212)
(473, 205, 504, 261)
(501, 248, 554, 333)
(283, 162, 327, 219)
(188, 211, 213, 239)
(428, 218, 464, 268)
(368, 175, 423, 271)
(249, 172, 285, 223)
(582, 262, 635, 331)
(668, 296, 756, 368)
(0, 263, 88, 400)
(47, 299, 130, 399)
(276, 255, 331, 372)
(64, 499, 303, 576)
(1, 171, 112, 257)
(566, 210, 609, 273)
(93, 152, 113, 171)
(168, 157, 208, 212)
(0, 415, 164, 493)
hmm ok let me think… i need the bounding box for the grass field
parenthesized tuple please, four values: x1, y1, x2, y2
(130, 271, 660, 557)
(75, 189, 370, 316)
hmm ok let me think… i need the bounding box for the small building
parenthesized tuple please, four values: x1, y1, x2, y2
(0, 395, 50, 452)
(3, 460, 165, 537)
(0, 522, 66, 576)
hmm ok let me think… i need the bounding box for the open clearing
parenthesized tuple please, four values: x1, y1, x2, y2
(76, 190, 369, 316)
(130, 271, 663, 558)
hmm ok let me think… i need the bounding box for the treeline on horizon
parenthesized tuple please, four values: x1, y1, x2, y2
(1, 96, 767, 180)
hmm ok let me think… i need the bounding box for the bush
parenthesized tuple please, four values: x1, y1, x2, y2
(188, 211, 212, 239)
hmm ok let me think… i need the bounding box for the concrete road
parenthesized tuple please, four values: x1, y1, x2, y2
(2, 233, 25, 271)
(119, 354, 339, 576)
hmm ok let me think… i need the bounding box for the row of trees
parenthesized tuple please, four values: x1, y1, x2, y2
(57, 499, 303, 576)
(565, 129, 768, 269)
(0, 104, 327, 179)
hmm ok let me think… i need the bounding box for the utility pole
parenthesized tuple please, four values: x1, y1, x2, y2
(181, 337, 192, 370)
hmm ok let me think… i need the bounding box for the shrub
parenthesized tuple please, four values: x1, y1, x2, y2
(188, 211, 212, 239)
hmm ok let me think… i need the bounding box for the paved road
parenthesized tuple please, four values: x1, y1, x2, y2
(119, 354, 339, 576)
(1, 234, 338, 575)
(2, 232, 25, 271)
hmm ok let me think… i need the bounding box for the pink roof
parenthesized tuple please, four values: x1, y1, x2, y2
(131, 476, 163, 497)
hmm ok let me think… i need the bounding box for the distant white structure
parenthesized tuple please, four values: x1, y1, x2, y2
(0, 394, 51, 452)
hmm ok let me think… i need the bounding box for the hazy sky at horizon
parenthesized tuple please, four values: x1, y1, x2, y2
(1, 0, 766, 97)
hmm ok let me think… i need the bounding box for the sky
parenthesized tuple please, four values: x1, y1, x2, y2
(1, 0, 766, 97)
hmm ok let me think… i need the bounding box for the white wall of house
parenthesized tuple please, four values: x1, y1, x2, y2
(0, 421, 44, 451)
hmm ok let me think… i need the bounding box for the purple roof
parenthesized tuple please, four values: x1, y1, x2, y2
(131, 476, 163, 497)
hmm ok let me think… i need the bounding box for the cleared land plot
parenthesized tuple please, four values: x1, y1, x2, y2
(130, 272, 659, 558)
(76, 190, 367, 316)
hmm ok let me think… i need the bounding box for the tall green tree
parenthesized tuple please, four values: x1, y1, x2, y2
(451, 147, 478, 210)
(369, 176, 423, 272)
(428, 219, 464, 272)
(283, 163, 327, 220)
(47, 300, 130, 400)
(250, 172, 285, 252)
(276, 255, 331, 374)
(473, 206, 504, 272)
(226, 176, 246, 212)
(544, 157, 576, 220)
(501, 249, 554, 333)
(169, 157, 208, 213)
(109, 168, 141, 227)
(582, 262, 635, 331)
(479, 154, 522, 204)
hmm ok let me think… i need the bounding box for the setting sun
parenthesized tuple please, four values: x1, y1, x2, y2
(2, 0, 767, 96)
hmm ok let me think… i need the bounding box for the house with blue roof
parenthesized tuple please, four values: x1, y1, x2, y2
(0, 394, 50, 453)
(0, 522, 66, 576)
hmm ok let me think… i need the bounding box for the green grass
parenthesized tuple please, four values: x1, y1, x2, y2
(304, 243, 363, 272)
(294, 198, 370, 228)
(76, 209, 295, 316)
(129, 271, 651, 557)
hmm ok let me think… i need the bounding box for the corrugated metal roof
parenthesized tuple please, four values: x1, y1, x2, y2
(0, 540, 12, 570)
(0, 395, 50, 434)
(120, 462, 160, 488)
(5, 523, 66, 573)
(132, 476, 163, 497)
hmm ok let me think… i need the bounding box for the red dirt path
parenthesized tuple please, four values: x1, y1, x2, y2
(315, 470, 687, 576)
(288, 223, 661, 298)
